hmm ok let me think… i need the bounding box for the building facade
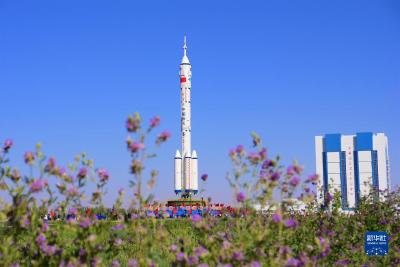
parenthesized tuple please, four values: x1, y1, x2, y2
(315, 132, 390, 210)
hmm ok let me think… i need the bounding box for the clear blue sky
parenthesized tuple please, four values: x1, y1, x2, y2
(1, 1, 399, 205)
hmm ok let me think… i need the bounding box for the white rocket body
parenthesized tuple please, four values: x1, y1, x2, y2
(174, 37, 199, 195)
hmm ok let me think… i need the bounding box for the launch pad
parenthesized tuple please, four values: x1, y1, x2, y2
(166, 198, 206, 207)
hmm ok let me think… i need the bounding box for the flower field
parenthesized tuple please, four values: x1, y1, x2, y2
(0, 114, 399, 266)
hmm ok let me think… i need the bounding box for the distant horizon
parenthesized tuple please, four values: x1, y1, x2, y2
(1, 0, 399, 205)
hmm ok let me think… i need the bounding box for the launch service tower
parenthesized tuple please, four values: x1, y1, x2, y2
(174, 37, 198, 197)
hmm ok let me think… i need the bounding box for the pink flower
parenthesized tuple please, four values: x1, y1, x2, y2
(235, 145, 244, 154)
(97, 168, 109, 182)
(29, 179, 48, 193)
(149, 116, 160, 128)
(77, 167, 87, 179)
(3, 139, 13, 151)
(247, 152, 261, 165)
(176, 252, 185, 261)
(67, 186, 79, 197)
(126, 115, 141, 132)
(272, 212, 282, 223)
(289, 176, 300, 187)
(24, 151, 35, 164)
(270, 172, 280, 181)
(284, 218, 298, 228)
(192, 214, 202, 223)
(236, 192, 246, 202)
(79, 217, 91, 228)
(259, 148, 267, 160)
(129, 142, 145, 153)
(156, 131, 171, 144)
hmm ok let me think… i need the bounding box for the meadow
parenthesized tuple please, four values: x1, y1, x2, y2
(0, 113, 399, 266)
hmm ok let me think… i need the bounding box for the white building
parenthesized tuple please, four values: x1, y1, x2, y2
(315, 133, 390, 210)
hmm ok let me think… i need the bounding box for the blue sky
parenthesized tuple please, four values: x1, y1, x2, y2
(0, 0, 399, 205)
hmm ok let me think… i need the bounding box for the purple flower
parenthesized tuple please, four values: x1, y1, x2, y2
(198, 264, 209, 267)
(10, 264, 20, 267)
(222, 240, 231, 249)
(111, 224, 125, 231)
(194, 246, 208, 257)
(114, 238, 123, 246)
(236, 192, 246, 202)
(156, 131, 171, 144)
(192, 214, 202, 223)
(187, 255, 199, 265)
(327, 192, 334, 202)
(29, 179, 47, 193)
(286, 258, 302, 267)
(128, 259, 138, 267)
(307, 174, 318, 183)
(97, 168, 109, 182)
(44, 157, 56, 172)
(201, 174, 208, 181)
(247, 152, 261, 164)
(77, 167, 87, 179)
(270, 171, 280, 181)
(111, 260, 120, 267)
(68, 207, 78, 216)
(67, 186, 79, 197)
(228, 148, 236, 157)
(3, 139, 13, 151)
(170, 244, 178, 252)
(176, 252, 185, 261)
(24, 151, 35, 164)
(149, 116, 161, 128)
(126, 115, 140, 132)
(36, 234, 46, 246)
(41, 223, 49, 232)
(279, 246, 292, 255)
(272, 212, 282, 223)
(232, 251, 244, 261)
(335, 259, 350, 265)
(251, 261, 261, 267)
(284, 218, 298, 228)
(79, 217, 91, 228)
(235, 144, 244, 154)
(129, 142, 145, 153)
(259, 148, 267, 159)
(262, 159, 273, 169)
(289, 176, 300, 187)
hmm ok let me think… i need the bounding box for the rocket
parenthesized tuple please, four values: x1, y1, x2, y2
(174, 36, 198, 196)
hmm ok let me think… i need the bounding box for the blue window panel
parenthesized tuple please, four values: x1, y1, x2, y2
(354, 151, 360, 206)
(356, 132, 373, 151)
(340, 152, 348, 209)
(324, 134, 341, 152)
(371, 150, 379, 200)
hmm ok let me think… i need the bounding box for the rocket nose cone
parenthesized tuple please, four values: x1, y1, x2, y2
(175, 150, 181, 158)
(192, 150, 198, 158)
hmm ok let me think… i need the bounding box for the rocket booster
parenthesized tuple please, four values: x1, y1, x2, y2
(174, 36, 198, 195)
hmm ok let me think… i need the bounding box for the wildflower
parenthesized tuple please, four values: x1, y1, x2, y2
(222, 240, 231, 250)
(130, 160, 143, 174)
(67, 186, 79, 197)
(272, 212, 282, 223)
(228, 148, 235, 157)
(118, 188, 124, 195)
(201, 174, 208, 181)
(126, 114, 141, 132)
(270, 171, 280, 181)
(111, 259, 120, 267)
(3, 139, 13, 151)
(128, 259, 138, 267)
(293, 165, 303, 174)
(188, 255, 199, 265)
(286, 258, 301, 267)
(176, 252, 186, 261)
(24, 151, 35, 164)
(247, 152, 261, 165)
(307, 174, 318, 183)
(284, 218, 298, 228)
(97, 168, 109, 182)
(156, 130, 171, 144)
(29, 179, 47, 193)
(335, 259, 350, 265)
(262, 159, 273, 169)
(236, 192, 246, 202)
(289, 176, 300, 187)
(149, 116, 160, 128)
(111, 224, 124, 231)
(41, 222, 49, 232)
(232, 251, 244, 261)
(129, 142, 145, 153)
(251, 261, 261, 267)
(198, 264, 209, 267)
(44, 157, 56, 173)
(279, 246, 292, 255)
(77, 167, 87, 179)
(170, 244, 178, 252)
(259, 148, 267, 160)
(327, 192, 334, 202)
(79, 217, 91, 228)
(194, 246, 208, 257)
(36, 233, 46, 246)
(114, 238, 123, 246)
(192, 214, 202, 223)
(10, 169, 21, 182)
(235, 144, 244, 154)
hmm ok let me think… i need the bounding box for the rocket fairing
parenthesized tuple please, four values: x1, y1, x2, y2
(174, 36, 199, 196)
